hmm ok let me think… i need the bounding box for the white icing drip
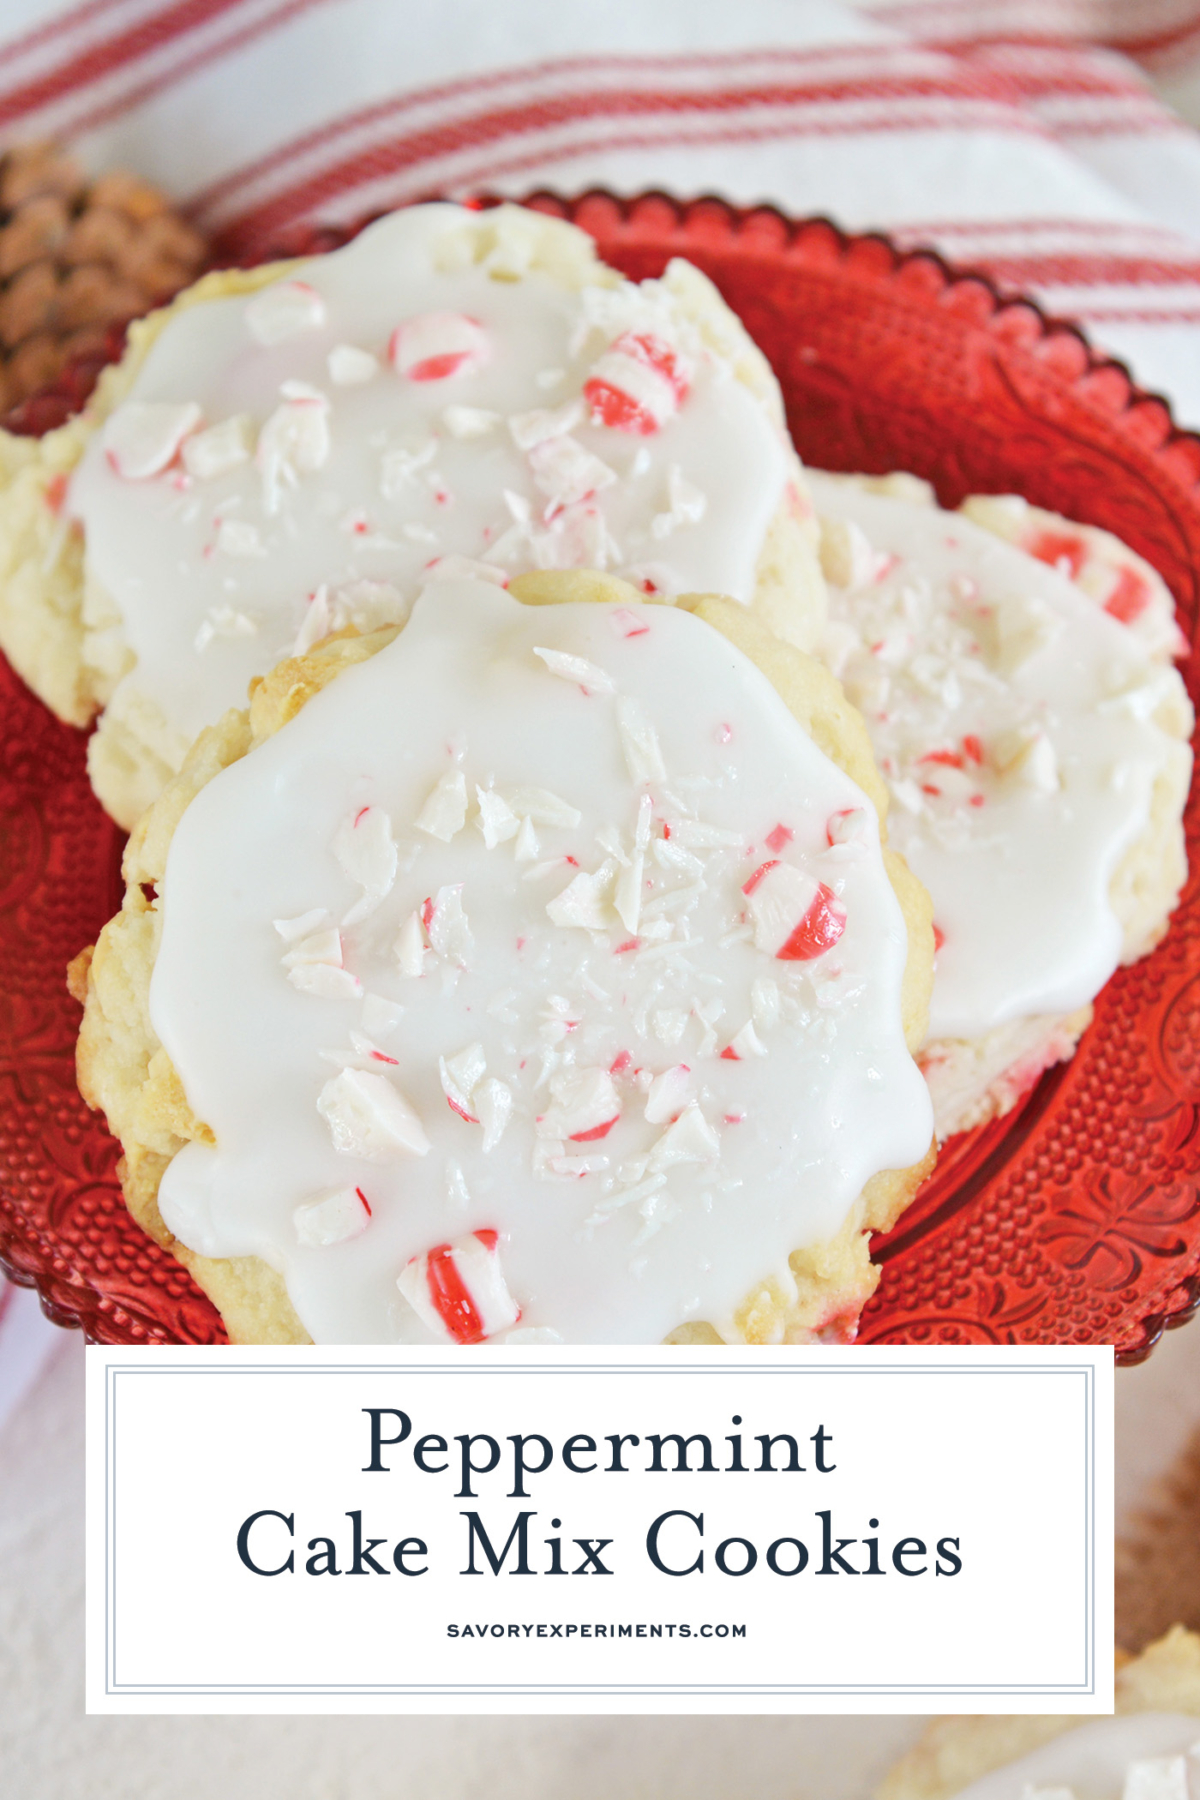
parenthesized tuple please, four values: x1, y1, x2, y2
(809, 473, 1192, 1041)
(951, 1716, 1200, 1800)
(148, 579, 930, 1344)
(69, 203, 789, 748)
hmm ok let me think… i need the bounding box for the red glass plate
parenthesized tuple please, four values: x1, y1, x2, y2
(3, 191, 1199, 1357)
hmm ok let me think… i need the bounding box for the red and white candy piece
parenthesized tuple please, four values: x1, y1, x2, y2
(647, 1102, 720, 1170)
(293, 1184, 372, 1248)
(720, 1020, 767, 1061)
(389, 312, 489, 382)
(827, 810, 863, 849)
(584, 331, 691, 434)
(334, 805, 398, 921)
(397, 1229, 519, 1344)
(644, 1063, 691, 1124)
(439, 1041, 487, 1124)
(609, 607, 650, 639)
(539, 1067, 621, 1142)
(103, 401, 202, 479)
(317, 1068, 430, 1160)
(423, 884, 474, 967)
(244, 279, 326, 346)
(743, 860, 847, 961)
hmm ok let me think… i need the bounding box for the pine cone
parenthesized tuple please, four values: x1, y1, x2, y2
(0, 142, 207, 416)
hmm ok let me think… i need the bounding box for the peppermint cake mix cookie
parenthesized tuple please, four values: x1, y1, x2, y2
(809, 471, 1192, 1141)
(0, 200, 825, 828)
(879, 1626, 1200, 1800)
(71, 570, 934, 1346)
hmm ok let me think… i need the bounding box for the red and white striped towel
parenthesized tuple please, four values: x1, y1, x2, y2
(3, 0, 1200, 1431)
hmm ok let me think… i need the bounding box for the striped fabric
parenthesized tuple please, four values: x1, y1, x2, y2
(2, 0, 1200, 1419)
(0, 1, 1198, 396)
(0, 0, 1192, 408)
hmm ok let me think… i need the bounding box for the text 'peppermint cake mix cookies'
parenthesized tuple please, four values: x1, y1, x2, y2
(72, 571, 935, 1346)
(809, 471, 1193, 1141)
(0, 201, 826, 827)
(880, 1627, 1200, 1800)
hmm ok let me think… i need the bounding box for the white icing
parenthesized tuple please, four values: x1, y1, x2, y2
(951, 1715, 1200, 1800)
(809, 473, 1192, 1042)
(69, 203, 789, 749)
(149, 578, 931, 1344)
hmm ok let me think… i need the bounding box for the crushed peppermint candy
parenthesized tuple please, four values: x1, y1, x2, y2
(281, 924, 363, 999)
(333, 806, 398, 921)
(395, 910, 427, 977)
(475, 786, 521, 848)
(443, 404, 500, 437)
(317, 1067, 430, 1160)
(651, 463, 707, 539)
(743, 861, 847, 962)
(509, 400, 584, 449)
(245, 280, 326, 345)
(527, 435, 617, 513)
(546, 861, 615, 930)
(722, 1020, 768, 1060)
(294, 1184, 372, 1247)
(539, 1067, 622, 1142)
(616, 695, 666, 784)
(194, 604, 257, 651)
(415, 768, 468, 841)
(397, 1229, 519, 1343)
(390, 311, 489, 382)
(103, 401, 202, 480)
(257, 386, 331, 512)
(533, 645, 616, 695)
(440, 1041, 488, 1123)
(182, 416, 252, 481)
(644, 1063, 692, 1124)
(584, 331, 692, 434)
(327, 344, 379, 385)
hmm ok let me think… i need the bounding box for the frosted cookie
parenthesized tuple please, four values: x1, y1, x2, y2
(0, 200, 825, 828)
(809, 470, 1193, 1141)
(72, 570, 934, 1347)
(880, 1626, 1200, 1800)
